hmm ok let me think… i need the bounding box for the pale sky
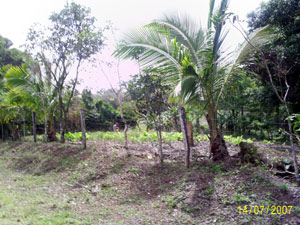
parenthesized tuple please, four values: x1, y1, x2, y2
(0, 0, 264, 93)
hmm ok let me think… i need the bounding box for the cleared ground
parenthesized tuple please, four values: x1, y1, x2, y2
(0, 137, 299, 225)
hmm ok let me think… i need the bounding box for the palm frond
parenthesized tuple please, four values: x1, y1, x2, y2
(235, 25, 272, 64)
(114, 23, 190, 81)
(154, 13, 205, 71)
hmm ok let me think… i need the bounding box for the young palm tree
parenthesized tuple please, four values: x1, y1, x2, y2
(115, 0, 233, 160)
(4, 63, 58, 142)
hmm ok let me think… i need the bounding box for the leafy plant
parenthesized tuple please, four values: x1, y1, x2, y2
(65, 132, 90, 141)
(224, 135, 253, 146)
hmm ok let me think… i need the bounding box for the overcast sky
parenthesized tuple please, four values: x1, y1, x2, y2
(0, 0, 264, 93)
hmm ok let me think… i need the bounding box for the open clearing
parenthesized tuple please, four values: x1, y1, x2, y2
(0, 139, 300, 225)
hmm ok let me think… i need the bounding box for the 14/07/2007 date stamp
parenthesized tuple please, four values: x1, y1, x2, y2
(238, 205, 293, 215)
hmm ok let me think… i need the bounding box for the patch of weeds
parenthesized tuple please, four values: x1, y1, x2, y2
(153, 202, 160, 208)
(100, 184, 116, 197)
(265, 192, 272, 199)
(250, 174, 271, 185)
(263, 139, 274, 144)
(214, 177, 222, 185)
(208, 162, 224, 173)
(204, 185, 214, 197)
(158, 185, 167, 192)
(36, 211, 88, 225)
(99, 208, 111, 218)
(236, 184, 249, 192)
(121, 196, 142, 205)
(180, 202, 198, 213)
(67, 172, 82, 182)
(162, 195, 177, 211)
(123, 208, 137, 217)
(110, 161, 125, 174)
(234, 194, 251, 203)
(259, 199, 274, 206)
(221, 169, 238, 176)
(128, 166, 139, 174)
(293, 206, 300, 214)
(279, 183, 288, 192)
(271, 214, 279, 224)
(221, 197, 233, 205)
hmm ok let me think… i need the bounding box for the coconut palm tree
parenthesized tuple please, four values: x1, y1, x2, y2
(115, 0, 234, 160)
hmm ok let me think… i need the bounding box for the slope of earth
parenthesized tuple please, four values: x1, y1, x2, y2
(0, 140, 299, 225)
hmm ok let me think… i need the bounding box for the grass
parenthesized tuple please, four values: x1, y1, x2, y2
(0, 159, 89, 225)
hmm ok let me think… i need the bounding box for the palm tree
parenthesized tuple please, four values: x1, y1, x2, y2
(4, 63, 58, 142)
(115, 0, 233, 160)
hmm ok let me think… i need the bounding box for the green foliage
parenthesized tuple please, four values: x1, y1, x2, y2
(247, 0, 300, 113)
(234, 194, 251, 203)
(65, 132, 90, 141)
(25, 3, 106, 140)
(0, 35, 24, 68)
(162, 195, 177, 211)
(224, 135, 253, 146)
(204, 185, 214, 196)
(286, 114, 300, 134)
(127, 68, 171, 130)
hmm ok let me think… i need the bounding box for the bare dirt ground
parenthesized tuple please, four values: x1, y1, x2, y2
(0, 139, 300, 225)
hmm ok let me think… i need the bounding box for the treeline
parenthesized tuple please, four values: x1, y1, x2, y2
(0, 0, 299, 152)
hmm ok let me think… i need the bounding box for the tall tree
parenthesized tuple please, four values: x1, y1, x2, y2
(25, 2, 105, 143)
(230, 0, 300, 184)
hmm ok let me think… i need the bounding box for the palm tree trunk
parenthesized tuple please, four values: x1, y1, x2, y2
(178, 105, 190, 168)
(206, 104, 229, 161)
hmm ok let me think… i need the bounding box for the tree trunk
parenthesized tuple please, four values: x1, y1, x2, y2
(241, 107, 245, 133)
(44, 110, 48, 142)
(80, 109, 87, 149)
(1, 123, 4, 142)
(118, 95, 129, 155)
(32, 111, 37, 143)
(23, 118, 26, 141)
(206, 105, 229, 161)
(157, 128, 163, 164)
(178, 105, 190, 168)
(195, 115, 201, 134)
(173, 115, 179, 132)
(47, 119, 58, 142)
(284, 103, 300, 186)
(232, 109, 236, 134)
(58, 87, 65, 143)
(187, 121, 194, 147)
